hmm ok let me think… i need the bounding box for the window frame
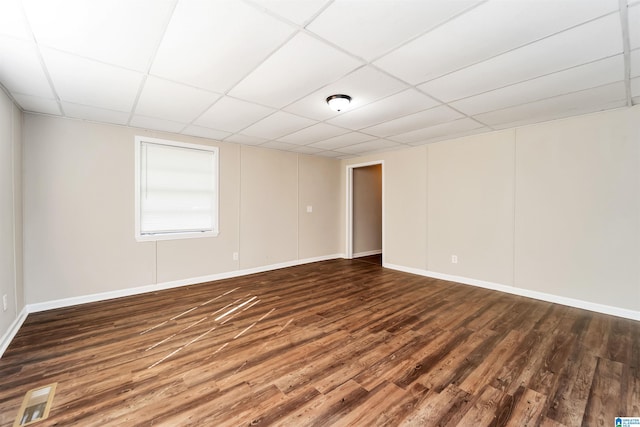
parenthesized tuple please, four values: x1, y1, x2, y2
(134, 136, 219, 242)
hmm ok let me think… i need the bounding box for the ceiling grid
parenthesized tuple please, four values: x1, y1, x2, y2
(0, 0, 637, 158)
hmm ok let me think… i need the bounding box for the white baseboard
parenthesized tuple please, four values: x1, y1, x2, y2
(384, 263, 640, 322)
(0, 306, 28, 358)
(353, 249, 382, 258)
(27, 254, 344, 314)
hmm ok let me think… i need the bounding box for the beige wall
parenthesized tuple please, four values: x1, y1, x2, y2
(0, 90, 23, 341)
(16, 105, 640, 316)
(514, 108, 640, 310)
(381, 147, 428, 269)
(343, 106, 640, 313)
(298, 154, 341, 259)
(22, 115, 342, 304)
(352, 164, 382, 255)
(427, 130, 515, 285)
(239, 145, 298, 268)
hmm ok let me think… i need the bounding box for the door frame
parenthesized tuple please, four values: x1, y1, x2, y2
(345, 160, 384, 262)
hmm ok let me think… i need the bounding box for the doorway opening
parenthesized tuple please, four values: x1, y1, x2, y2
(346, 161, 384, 265)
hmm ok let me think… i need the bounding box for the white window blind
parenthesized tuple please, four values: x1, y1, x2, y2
(136, 137, 218, 240)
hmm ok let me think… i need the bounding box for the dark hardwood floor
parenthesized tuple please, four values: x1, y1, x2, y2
(0, 259, 638, 426)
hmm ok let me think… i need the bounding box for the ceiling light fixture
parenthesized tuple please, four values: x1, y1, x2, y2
(326, 94, 351, 112)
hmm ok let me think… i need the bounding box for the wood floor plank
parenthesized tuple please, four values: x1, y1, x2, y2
(581, 357, 623, 427)
(0, 258, 638, 426)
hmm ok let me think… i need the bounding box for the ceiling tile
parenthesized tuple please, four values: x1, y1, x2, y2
(390, 118, 485, 145)
(182, 125, 231, 141)
(283, 66, 408, 120)
(375, 0, 619, 84)
(151, 0, 295, 92)
(0, 0, 31, 40)
(631, 77, 639, 99)
(631, 49, 640, 78)
(240, 111, 315, 140)
(316, 150, 347, 158)
(0, 37, 53, 98)
(629, 4, 640, 50)
(259, 140, 300, 152)
(278, 123, 349, 145)
(412, 128, 492, 146)
(225, 134, 268, 146)
(130, 115, 186, 133)
(249, 0, 331, 25)
(292, 145, 324, 155)
(327, 89, 439, 130)
(451, 55, 625, 116)
(135, 76, 220, 123)
(418, 14, 623, 102)
(337, 139, 403, 155)
(61, 102, 129, 124)
(23, 0, 175, 71)
(229, 32, 363, 108)
(42, 48, 144, 111)
(474, 82, 627, 128)
(362, 105, 463, 138)
(14, 94, 60, 115)
(194, 96, 274, 133)
(309, 131, 376, 150)
(308, 0, 480, 61)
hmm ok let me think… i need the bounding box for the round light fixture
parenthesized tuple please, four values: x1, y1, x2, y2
(326, 94, 351, 112)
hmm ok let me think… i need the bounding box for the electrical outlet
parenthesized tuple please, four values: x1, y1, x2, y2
(451, 255, 458, 264)
(2, 294, 7, 311)
(306, 205, 313, 213)
(233, 252, 239, 261)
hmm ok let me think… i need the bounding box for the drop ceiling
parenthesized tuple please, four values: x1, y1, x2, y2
(0, 0, 638, 159)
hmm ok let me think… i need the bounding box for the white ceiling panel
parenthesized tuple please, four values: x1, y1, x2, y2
(130, 115, 186, 133)
(316, 150, 347, 158)
(493, 99, 628, 130)
(629, 4, 640, 50)
(0, 0, 634, 158)
(475, 82, 627, 128)
(23, 0, 175, 72)
(390, 118, 485, 145)
(13, 94, 60, 115)
(292, 145, 324, 155)
(240, 111, 314, 139)
(42, 48, 144, 111)
(419, 14, 623, 102)
(259, 140, 301, 151)
(451, 55, 625, 116)
(61, 102, 129, 124)
(631, 49, 640, 78)
(225, 134, 267, 146)
(135, 76, 220, 123)
(182, 125, 231, 141)
(336, 139, 403, 155)
(416, 128, 493, 146)
(631, 77, 640, 99)
(307, 0, 480, 61)
(328, 89, 439, 130)
(375, 0, 619, 84)
(194, 96, 274, 133)
(0, 37, 53, 98)
(249, 0, 331, 25)
(0, 0, 31, 40)
(278, 123, 349, 145)
(283, 66, 408, 120)
(230, 32, 362, 108)
(309, 132, 375, 150)
(151, 0, 295, 93)
(362, 105, 463, 138)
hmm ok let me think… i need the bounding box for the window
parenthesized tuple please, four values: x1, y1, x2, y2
(135, 136, 219, 241)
